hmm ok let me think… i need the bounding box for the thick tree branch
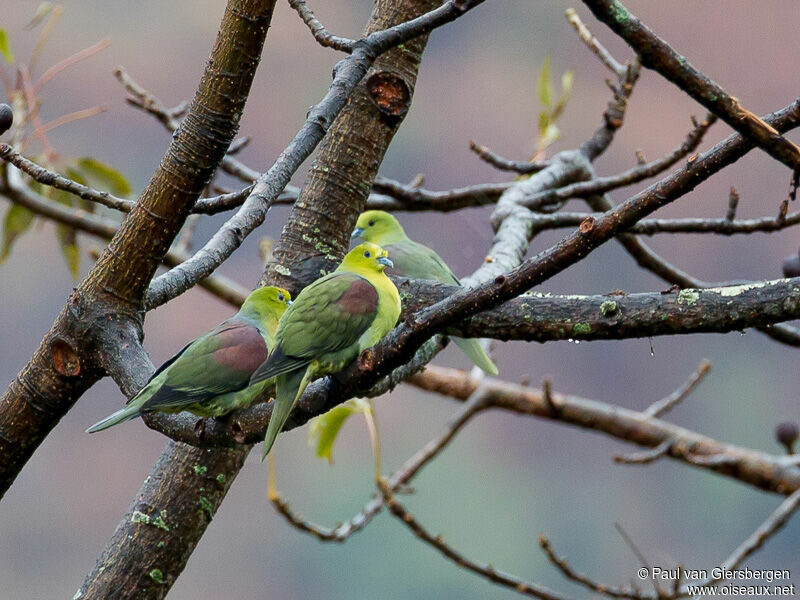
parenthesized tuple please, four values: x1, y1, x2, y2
(398, 277, 800, 342)
(142, 274, 800, 446)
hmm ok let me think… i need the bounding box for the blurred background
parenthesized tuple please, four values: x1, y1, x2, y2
(1, 1, 799, 598)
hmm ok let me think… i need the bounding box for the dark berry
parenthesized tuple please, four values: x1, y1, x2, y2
(775, 421, 799, 454)
(782, 255, 800, 278)
(0, 104, 13, 135)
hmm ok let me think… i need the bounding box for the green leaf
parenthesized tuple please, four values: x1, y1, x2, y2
(551, 70, 575, 122)
(308, 400, 362, 464)
(536, 56, 553, 108)
(539, 123, 561, 151)
(27, 3, 56, 29)
(1, 205, 35, 263)
(560, 70, 574, 98)
(537, 111, 550, 137)
(55, 223, 80, 279)
(0, 29, 13, 63)
(75, 157, 132, 197)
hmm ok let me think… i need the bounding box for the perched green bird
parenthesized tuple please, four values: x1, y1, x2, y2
(250, 242, 401, 458)
(353, 210, 498, 375)
(86, 286, 292, 432)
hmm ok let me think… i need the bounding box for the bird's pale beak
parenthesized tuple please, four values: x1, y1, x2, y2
(287, 300, 293, 306)
(377, 256, 393, 268)
(351, 227, 365, 239)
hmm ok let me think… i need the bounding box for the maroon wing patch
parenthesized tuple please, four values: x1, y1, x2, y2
(212, 321, 268, 375)
(335, 277, 379, 315)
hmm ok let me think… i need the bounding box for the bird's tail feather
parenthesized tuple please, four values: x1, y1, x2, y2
(86, 404, 142, 433)
(261, 367, 309, 460)
(452, 337, 498, 375)
(250, 348, 308, 386)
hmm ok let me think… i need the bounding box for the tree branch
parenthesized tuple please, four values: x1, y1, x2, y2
(581, 0, 800, 171)
(408, 366, 800, 497)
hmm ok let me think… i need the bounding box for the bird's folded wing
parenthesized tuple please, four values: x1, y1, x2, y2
(141, 318, 267, 411)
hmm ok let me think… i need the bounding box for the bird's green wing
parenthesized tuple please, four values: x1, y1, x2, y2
(250, 273, 378, 384)
(140, 317, 268, 412)
(386, 240, 498, 375)
(281, 272, 379, 357)
(385, 239, 460, 285)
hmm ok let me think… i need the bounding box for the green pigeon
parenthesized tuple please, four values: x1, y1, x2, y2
(250, 242, 401, 459)
(353, 210, 498, 376)
(86, 286, 292, 432)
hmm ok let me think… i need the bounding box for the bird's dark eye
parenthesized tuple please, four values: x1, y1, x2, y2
(277, 294, 284, 301)
(368, 220, 375, 226)
(364, 250, 371, 258)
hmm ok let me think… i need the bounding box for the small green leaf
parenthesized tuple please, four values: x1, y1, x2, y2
(308, 400, 361, 464)
(27, 3, 56, 29)
(537, 111, 550, 137)
(536, 56, 553, 108)
(0, 30, 13, 63)
(551, 70, 574, 122)
(56, 224, 80, 279)
(1, 204, 34, 262)
(560, 70, 574, 98)
(75, 157, 132, 197)
(539, 123, 561, 150)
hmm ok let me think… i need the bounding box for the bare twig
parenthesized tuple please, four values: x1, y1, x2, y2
(538, 534, 647, 599)
(114, 67, 262, 185)
(531, 114, 716, 209)
(407, 365, 800, 497)
(565, 8, 625, 77)
(717, 487, 800, 575)
(377, 477, 568, 600)
(269, 385, 492, 542)
(0, 143, 133, 211)
(288, 0, 356, 52)
(726, 187, 739, 222)
(468, 140, 550, 174)
(34, 38, 111, 93)
(614, 439, 672, 465)
(526, 208, 800, 236)
(644, 359, 711, 417)
(614, 523, 662, 597)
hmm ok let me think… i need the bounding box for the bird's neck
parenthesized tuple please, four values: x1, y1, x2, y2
(373, 229, 408, 245)
(239, 306, 279, 333)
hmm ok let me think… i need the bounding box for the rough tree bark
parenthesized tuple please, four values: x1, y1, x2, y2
(264, 0, 441, 292)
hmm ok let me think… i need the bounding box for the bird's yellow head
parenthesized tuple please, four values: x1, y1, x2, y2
(339, 242, 393, 274)
(241, 286, 292, 320)
(352, 210, 405, 244)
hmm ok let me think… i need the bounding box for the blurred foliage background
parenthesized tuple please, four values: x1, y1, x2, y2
(1, 1, 799, 598)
